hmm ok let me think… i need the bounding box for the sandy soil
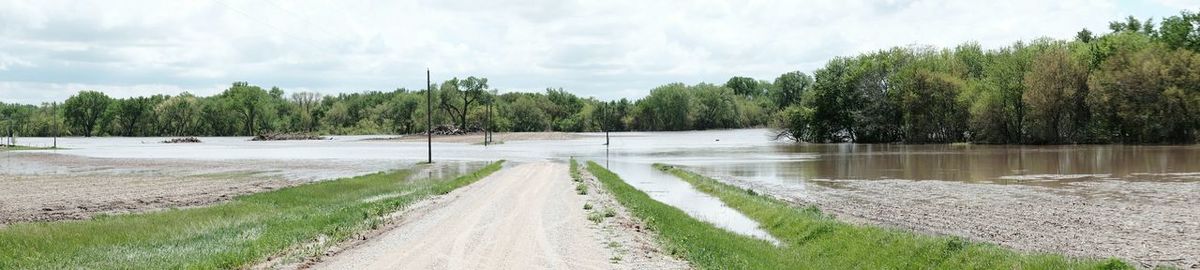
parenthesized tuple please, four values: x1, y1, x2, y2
(389, 132, 584, 143)
(312, 162, 616, 269)
(0, 152, 403, 224)
(701, 172, 1200, 269)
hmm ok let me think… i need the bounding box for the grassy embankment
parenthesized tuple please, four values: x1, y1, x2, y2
(584, 161, 1130, 269)
(0, 160, 504, 269)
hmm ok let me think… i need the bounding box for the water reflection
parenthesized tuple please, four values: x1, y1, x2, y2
(592, 160, 778, 244)
(681, 144, 1200, 185)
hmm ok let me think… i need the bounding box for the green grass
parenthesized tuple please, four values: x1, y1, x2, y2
(572, 158, 588, 195)
(575, 183, 588, 195)
(0, 160, 504, 269)
(587, 211, 605, 224)
(569, 157, 583, 182)
(585, 161, 1130, 270)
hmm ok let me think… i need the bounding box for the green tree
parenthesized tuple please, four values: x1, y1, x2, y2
(510, 95, 547, 131)
(769, 71, 811, 109)
(897, 66, 969, 143)
(1089, 44, 1200, 143)
(1023, 47, 1090, 143)
(632, 83, 693, 131)
(383, 94, 421, 133)
(220, 82, 271, 135)
(691, 84, 739, 129)
(290, 92, 322, 133)
(63, 90, 112, 137)
(322, 101, 353, 132)
(156, 93, 201, 136)
(724, 76, 762, 96)
(437, 77, 487, 129)
(798, 57, 857, 142)
(109, 97, 151, 136)
(1076, 28, 1095, 43)
(544, 88, 582, 131)
(1159, 11, 1200, 51)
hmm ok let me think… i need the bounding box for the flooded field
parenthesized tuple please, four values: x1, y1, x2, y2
(596, 160, 778, 244)
(4, 129, 1199, 267)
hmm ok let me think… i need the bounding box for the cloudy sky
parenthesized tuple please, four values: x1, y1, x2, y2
(1, 0, 1197, 104)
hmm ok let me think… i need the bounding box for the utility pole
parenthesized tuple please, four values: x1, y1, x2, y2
(484, 97, 492, 146)
(483, 101, 489, 146)
(603, 102, 610, 146)
(489, 101, 493, 144)
(426, 69, 432, 164)
(52, 102, 58, 149)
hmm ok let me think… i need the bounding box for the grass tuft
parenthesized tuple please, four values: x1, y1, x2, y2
(602, 207, 616, 218)
(587, 211, 605, 224)
(569, 157, 583, 182)
(575, 183, 588, 195)
(0, 160, 505, 269)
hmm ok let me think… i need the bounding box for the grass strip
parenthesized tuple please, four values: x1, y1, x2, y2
(586, 161, 798, 268)
(653, 163, 1132, 270)
(0, 160, 504, 269)
(586, 160, 1129, 269)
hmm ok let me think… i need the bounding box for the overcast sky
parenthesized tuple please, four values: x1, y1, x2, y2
(1, 0, 1197, 104)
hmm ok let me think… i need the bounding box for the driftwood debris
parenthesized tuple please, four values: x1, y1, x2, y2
(422, 125, 484, 136)
(161, 137, 202, 144)
(251, 133, 326, 141)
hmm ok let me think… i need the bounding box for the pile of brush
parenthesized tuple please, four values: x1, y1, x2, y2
(251, 133, 326, 141)
(161, 137, 202, 144)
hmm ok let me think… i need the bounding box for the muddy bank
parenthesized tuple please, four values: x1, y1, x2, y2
(696, 169, 1200, 269)
(390, 132, 584, 143)
(0, 152, 406, 224)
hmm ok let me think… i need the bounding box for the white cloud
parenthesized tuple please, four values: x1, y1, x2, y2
(1150, 0, 1200, 10)
(0, 0, 1187, 103)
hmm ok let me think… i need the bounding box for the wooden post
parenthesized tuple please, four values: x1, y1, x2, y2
(426, 69, 432, 164)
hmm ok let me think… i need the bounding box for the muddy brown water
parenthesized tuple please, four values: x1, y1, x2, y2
(688, 143, 1200, 185)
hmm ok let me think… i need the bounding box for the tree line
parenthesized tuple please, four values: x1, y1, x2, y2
(3, 11, 1200, 144)
(0, 76, 773, 137)
(774, 11, 1200, 144)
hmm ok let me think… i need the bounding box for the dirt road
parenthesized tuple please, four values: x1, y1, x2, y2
(313, 162, 613, 270)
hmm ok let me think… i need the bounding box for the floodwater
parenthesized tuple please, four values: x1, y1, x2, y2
(10, 129, 1200, 242)
(595, 160, 779, 244)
